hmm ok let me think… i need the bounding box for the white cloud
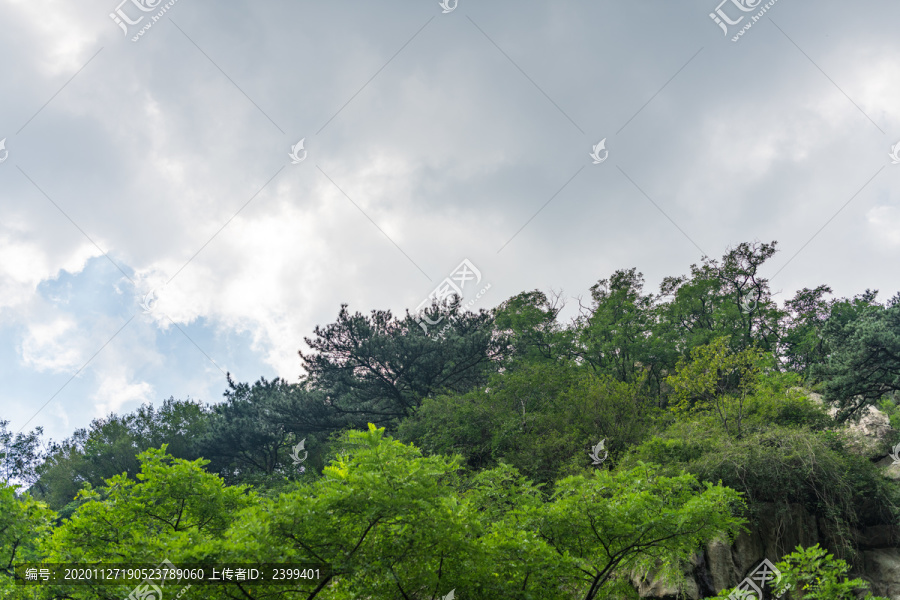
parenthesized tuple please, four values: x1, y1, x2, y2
(866, 205, 900, 247)
(92, 372, 154, 417)
(19, 316, 85, 373)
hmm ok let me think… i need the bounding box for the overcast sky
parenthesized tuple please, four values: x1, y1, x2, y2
(2, 0, 899, 443)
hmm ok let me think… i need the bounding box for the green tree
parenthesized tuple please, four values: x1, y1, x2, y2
(578, 268, 662, 388)
(210, 426, 745, 599)
(525, 462, 746, 600)
(816, 294, 900, 421)
(198, 375, 330, 485)
(0, 484, 55, 597)
(0, 420, 44, 486)
(400, 363, 660, 485)
(624, 423, 900, 558)
(38, 446, 252, 600)
(654, 242, 782, 369)
(493, 290, 573, 369)
(667, 337, 767, 436)
(300, 303, 496, 426)
(32, 398, 210, 511)
(781, 285, 833, 378)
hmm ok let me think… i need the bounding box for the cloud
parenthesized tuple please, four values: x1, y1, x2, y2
(2, 0, 900, 443)
(92, 371, 154, 417)
(866, 205, 900, 247)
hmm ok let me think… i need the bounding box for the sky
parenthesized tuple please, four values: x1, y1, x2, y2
(1, 0, 899, 444)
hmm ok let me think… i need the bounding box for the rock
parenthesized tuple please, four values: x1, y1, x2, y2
(859, 548, 900, 600)
(877, 454, 900, 481)
(806, 391, 895, 459)
(705, 539, 739, 594)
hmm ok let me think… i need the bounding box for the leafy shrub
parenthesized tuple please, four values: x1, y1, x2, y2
(772, 544, 889, 600)
(743, 388, 834, 431)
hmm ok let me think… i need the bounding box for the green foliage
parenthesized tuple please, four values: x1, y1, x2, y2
(771, 544, 890, 600)
(493, 290, 572, 368)
(399, 363, 660, 486)
(667, 337, 768, 436)
(579, 268, 661, 386)
(816, 295, 900, 421)
(199, 375, 330, 485)
(0, 484, 55, 596)
(207, 426, 745, 600)
(878, 394, 900, 431)
(0, 421, 44, 486)
(781, 285, 833, 378)
(31, 398, 209, 510)
(742, 386, 833, 431)
(300, 302, 496, 426)
(654, 241, 782, 362)
(525, 462, 746, 600)
(37, 447, 252, 599)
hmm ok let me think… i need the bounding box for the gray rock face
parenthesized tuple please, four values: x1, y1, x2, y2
(861, 549, 900, 600)
(629, 504, 900, 599)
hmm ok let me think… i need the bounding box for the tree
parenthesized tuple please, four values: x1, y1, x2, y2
(578, 268, 662, 387)
(756, 544, 888, 600)
(31, 398, 210, 511)
(0, 420, 44, 487)
(781, 285, 833, 378)
(210, 426, 745, 599)
(816, 295, 900, 421)
(525, 462, 746, 600)
(38, 447, 252, 600)
(654, 242, 782, 365)
(199, 375, 330, 484)
(492, 290, 573, 368)
(667, 337, 767, 436)
(0, 483, 54, 597)
(300, 303, 495, 426)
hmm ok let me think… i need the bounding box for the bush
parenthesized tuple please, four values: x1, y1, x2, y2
(743, 388, 834, 432)
(772, 544, 889, 600)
